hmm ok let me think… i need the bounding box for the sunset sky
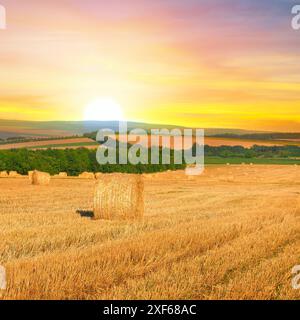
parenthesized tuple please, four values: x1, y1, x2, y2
(0, 0, 300, 131)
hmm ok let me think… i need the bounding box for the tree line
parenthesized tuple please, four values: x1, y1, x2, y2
(204, 145, 300, 158)
(0, 145, 300, 176)
(0, 148, 185, 176)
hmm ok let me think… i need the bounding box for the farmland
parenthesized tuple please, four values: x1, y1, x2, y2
(105, 135, 300, 149)
(0, 138, 98, 150)
(204, 137, 300, 148)
(0, 165, 299, 300)
(1, 135, 300, 151)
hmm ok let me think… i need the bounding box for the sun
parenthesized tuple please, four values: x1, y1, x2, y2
(84, 97, 124, 121)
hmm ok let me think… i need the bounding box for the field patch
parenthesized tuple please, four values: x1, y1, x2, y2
(0, 138, 98, 150)
(0, 165, 299, 300)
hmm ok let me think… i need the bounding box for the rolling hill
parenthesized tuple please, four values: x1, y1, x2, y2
(0, 119, 268, 139)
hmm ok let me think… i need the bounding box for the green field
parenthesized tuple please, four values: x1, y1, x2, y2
(205, 156, 300, 165)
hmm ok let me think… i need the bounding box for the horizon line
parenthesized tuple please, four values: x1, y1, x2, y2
(1, 118, 300, 134)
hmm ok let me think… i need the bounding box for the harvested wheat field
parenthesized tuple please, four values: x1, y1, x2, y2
(0, 137, 96, 150)
(0, 165, 300, 300)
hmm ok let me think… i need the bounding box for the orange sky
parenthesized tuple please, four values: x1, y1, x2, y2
(0, 0, 300, 131)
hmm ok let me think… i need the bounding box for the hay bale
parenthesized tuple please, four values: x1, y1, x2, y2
(142, 173, 154, 179)
(9, 171, 20, 178)
(94, 174, 144, 220)
(32, 170, 50, 185)
(0, 171, 8, 178)
(28, 171, 34, 181)
(226, 163, 230, 166)
(95, 172, 102, 180)
(79, 172, 95, 179)
(52, 172, 67, 178)
(58, 172, 67, 178)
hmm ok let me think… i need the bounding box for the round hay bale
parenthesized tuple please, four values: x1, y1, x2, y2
(58, 172, 67, 178)
(28, 171, 34, 182)
(79, 172, 95, 179)
(142, 173, 154, 179)
(0, 171, 8, 178)
(94, 173, 144, 220)
(226, 163, 230, 166)
(32, 170, 50, 185)
(95, 173, 102, 180)
(9, 171, 19, 178)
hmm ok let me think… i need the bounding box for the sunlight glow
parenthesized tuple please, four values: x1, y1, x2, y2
(84, 98, 124, 121)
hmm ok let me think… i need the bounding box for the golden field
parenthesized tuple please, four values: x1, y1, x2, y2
(0, 138, 96, 150)
(0, 165, 300, 300)
(1, 136, 300, 151)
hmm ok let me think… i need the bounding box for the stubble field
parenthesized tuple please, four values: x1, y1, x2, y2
(0, 165, 299, 300)
(0, 137, 97, 150)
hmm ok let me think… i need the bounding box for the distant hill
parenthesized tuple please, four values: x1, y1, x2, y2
(0, 119, 269, 139)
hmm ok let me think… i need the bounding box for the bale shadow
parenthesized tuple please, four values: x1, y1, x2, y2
(76, 210, 94, 219)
